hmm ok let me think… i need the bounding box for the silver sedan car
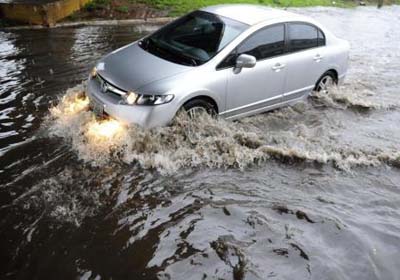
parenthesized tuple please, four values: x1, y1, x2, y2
(86, 4, 349, 128)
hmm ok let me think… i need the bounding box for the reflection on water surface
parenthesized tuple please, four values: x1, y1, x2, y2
(1, 6, 400, 280)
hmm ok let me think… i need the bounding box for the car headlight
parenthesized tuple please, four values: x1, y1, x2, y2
(123, 92, 174, 106)
(124, 91, 138, 105)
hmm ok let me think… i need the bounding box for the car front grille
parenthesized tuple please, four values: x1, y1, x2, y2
(94, 74, 127, 98)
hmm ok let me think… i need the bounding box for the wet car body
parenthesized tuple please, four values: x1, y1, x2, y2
(86, 4, 350, 128)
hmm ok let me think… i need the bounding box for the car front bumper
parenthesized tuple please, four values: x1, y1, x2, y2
(86, 77, 177, 128)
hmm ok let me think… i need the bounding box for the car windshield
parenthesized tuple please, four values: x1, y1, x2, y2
(139, 11, 249, 66)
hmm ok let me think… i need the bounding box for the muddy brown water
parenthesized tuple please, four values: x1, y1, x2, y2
(1, 6, 400, 280)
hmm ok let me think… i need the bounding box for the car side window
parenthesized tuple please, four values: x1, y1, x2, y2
(237, 24, 285, 60)
(288, 23, 318, 52)
(217, 24, 285, 69)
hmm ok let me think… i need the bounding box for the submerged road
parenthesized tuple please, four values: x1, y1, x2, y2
(1, 6, 400, 280)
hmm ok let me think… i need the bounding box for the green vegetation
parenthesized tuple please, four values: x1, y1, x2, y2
(116, 5, 130, 13)
(84, 0, 111, 11)
(83, 0, 138, 13)
(67, 0, 400, 24)
(144, 0, 356, 15)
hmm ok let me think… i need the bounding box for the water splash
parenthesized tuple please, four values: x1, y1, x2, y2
(47, 83, 270, 172)
(50, 85, 89, 117)
(310, 84, 396, 112)
(47, 83, 400, 173)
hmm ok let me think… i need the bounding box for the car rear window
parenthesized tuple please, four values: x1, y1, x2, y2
(318, 29, 326, 46)
(288, 23, 319, 52)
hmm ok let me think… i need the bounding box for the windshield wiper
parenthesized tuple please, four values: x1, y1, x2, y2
(160, 45, 200, 66)
(143, 37, 199, 66)
(189, 58, 198, 66)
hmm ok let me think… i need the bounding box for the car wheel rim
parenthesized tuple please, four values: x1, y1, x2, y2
(318, 75, 334, 94)
(187, 106, 208, 118)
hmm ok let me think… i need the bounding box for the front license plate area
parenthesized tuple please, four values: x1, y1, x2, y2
(89, 98, 104, 117)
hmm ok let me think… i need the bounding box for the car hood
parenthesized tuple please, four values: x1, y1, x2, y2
(96, 42, 191, 92)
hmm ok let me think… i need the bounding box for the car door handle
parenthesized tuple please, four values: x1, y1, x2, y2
(272, 63, 285, 71)
(313, 54, 324, 61)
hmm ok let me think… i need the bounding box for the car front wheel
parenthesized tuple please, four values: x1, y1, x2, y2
(183, 99, 217, 118)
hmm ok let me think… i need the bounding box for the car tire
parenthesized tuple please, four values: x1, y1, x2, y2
(183, 99, 217, 118)
(315, 71, 337, 94)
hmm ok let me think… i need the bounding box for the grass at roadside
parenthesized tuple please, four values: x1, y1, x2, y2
(66, 0, 400, 23)
(144, 0, 356, 15)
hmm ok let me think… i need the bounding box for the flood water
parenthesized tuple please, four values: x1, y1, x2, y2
(1, 6, 400, 280)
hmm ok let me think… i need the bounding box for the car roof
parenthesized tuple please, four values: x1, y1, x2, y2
(200, 4, 303, 26)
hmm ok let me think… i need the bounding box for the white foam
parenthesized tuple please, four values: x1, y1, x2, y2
(46, 83, 400, 174)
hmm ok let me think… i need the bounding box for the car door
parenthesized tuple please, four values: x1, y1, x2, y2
(218, 24, 287, 118)
(282, 22, 328, 102)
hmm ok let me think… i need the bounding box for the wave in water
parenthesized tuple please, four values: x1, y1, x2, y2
(46, 83, 400, 173)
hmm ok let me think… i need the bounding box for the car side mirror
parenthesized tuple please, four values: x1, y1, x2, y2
(235, 54, 256, 69)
